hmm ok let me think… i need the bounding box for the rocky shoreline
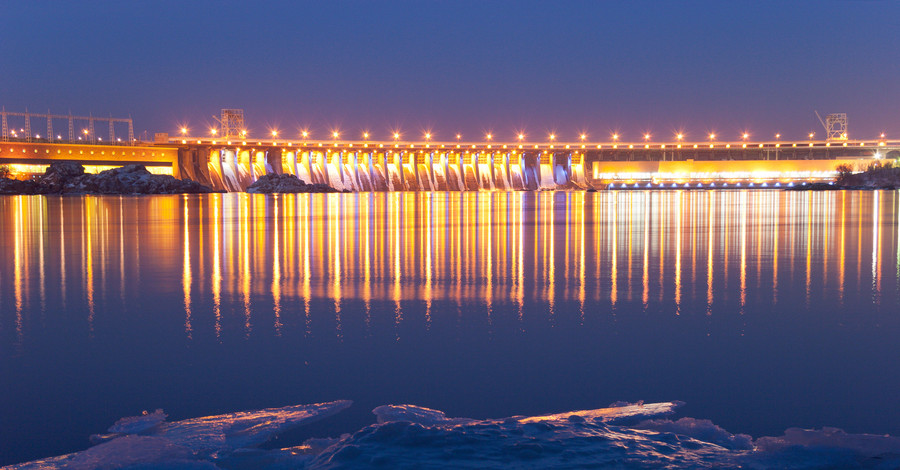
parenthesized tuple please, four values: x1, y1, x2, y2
(0, 163, 343, 195)
(785, 162, 900, 191)
(0, 162, 216, 195)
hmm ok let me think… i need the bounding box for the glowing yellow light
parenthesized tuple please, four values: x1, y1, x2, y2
(881, 133, 886, 138)
(486, 133, 493, 140)
(612, 133, 619, 141)
(363, 132, 369, 139)
(425, 133, 431, 140)
(301, 131, 309, 138)
(271, 130, 278, 137)
(210, 128, 217, 135)
(676, 133, 684, 140)
(549, 133, 556, 141)
(241, 129, 247, 135)
(181, 127, 188, 135)
(580, 133, 586, 141)
(775, 133, 780, 139)
(518, 133, 524, 141)
(709, 133, 716, 140)
(742, 133, 749, 140)
(809, 133, 815, 139)
(333, 131, 339, 139)
(644, 133, 651, 141)
(393, 133, 400, 140)
(456, 134, 461, 140)
(83, 129, 89, 135)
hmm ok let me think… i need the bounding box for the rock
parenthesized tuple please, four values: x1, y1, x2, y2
(247, 173, 338, 193)
(0, 177, 41, 195)
(1, 163, 215, 195)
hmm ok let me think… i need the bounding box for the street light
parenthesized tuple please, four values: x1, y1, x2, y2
(742, 133, 749, 140)
(580, 133, 587, 141)
(486, 133, 493, 141)
(393, 132, 400, 141)
(333, 131, 340, 139)
(301, 130, 309, 139)
(612, 133, 619, 141)
(210, 128, 217, 136)
(363, 131, 369, 140)
(424, 132, 431, 141)
(549, 133, 556, 141)
(180, 127, 188, 135)
(676, 133, 684, 141)
(518, 133, 525, 141)
(709, 133, 716, 141)
(809, 132, 815, 140)
(644, 133, 651, 141)
(775, 133, 780, 140)
(456, 134, 461, 141)
(271, 130, 278, 137)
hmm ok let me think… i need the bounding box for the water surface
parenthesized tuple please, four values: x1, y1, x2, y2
(1, 190, 899, 465)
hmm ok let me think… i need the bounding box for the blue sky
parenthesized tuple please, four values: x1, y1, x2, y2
(1, 0, 898, 141)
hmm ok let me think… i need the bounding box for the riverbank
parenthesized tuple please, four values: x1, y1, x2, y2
(786, 161, 900, 190)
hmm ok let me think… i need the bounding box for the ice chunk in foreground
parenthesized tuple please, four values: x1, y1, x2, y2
(4, 400, 351, 470)
(108, 409, 168, 434)
(144, 400, 352, 456)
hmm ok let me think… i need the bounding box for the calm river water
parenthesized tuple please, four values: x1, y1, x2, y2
(1, 190, 899, 465)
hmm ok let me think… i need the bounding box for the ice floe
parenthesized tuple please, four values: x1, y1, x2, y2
(5, 399, 900, 469)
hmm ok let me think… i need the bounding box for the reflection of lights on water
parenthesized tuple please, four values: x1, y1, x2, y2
(2, 191, 898, 341)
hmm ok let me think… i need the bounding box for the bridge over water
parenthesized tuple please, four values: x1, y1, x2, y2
(1, 138, 897, 192)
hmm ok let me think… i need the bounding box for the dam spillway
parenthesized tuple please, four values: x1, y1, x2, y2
(177, 139, 897, 192)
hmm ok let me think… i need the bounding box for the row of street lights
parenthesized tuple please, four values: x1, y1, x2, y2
(179, 126, 889, 142)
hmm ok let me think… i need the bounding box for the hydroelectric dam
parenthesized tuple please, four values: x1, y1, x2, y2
(1, 109, 897, 192)
(2, 136, 897, 192)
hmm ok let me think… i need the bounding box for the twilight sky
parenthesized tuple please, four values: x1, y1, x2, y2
(1, 0, 898, 142)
